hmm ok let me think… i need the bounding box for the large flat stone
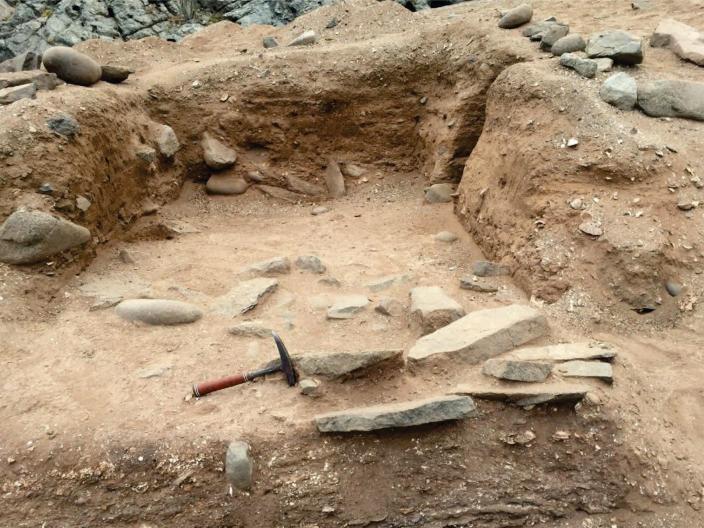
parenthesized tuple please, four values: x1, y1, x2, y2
(0, 71, 62, 91)
(410, 286, 465, 334)
(315, 395, 477, 432)
(651, 18, 704, 66)
(586, 30, 643, 65)
(407, 305, 548, 365)
(554, 360, 613, 382)
(327, 294, 369, 319)
(453, 383, 590, 407)
(509, 341, 617, 362)
(482, 358, 552, 382)
(0, 83, 36, 104)
(293, 349, 403, 378)
(213, 278, 278, 316)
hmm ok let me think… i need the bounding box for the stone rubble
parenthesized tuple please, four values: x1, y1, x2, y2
(424, 183, 454, 203)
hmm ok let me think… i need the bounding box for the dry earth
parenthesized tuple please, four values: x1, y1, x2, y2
(1, 0, 704, 526)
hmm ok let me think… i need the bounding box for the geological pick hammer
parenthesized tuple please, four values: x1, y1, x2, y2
(192, 332, 298, 397)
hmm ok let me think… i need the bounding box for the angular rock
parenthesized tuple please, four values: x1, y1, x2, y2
(135, 145, 157, 164)
(213, 278, 279, 316)
(324, 160, 345, 198)
(498, 4, 533, 29)
(560, 53, 598, 78)
(115, 299, 203, 326)
(472, 260, 510, 277)
(299, 378, 321, 396)
(294, 349, 403, 378)
(554, 360, 613, 382)
(366, 274, 409, 292)
(225, 441, 252, 491)
(594, 58, 614, 72)
(407, 304, 549, 365)
(315, 395, 477, 432)
(0, 51, 42, 73)
(424, 183, 454, 204)
(375, 297, 404, 317)
(257, 185, 303, 203)
(0, 71, 61, 91)
(637, 79, 704, 121)
(551, 34, 586, 55)
(433, 231, 458, 243)
(540, 24, 570, 51)
(0, 210, 90, 264)
(459, 277, 499, 293)
(522, 20, 562, 39)
(202, 132, 237, 170)
(285, 174, 324, 196)
(245, 256, 291, 276)
(76, 195, 91, 212)
(0, 82, 35, 104)
(228, 321, 273, 338)
(651, 18, 704, 67)
(453, 382, 590, 407)
(586, 31, 643, 65)
(42, 46, 102, 86)
(410, 286, 466, 334)
(327, 294, 369, 319)
(47, 113, 79, 137)
(509, 342, 617, 362)
(295, 255, 326, 274)
(263, 36, 279, 48)
(206, 175, 248, 195)
(600, 72, 637, 110)
(482, 358, 552, 382)
(288, 30, 316, 46)
(100, 65, 132, 83)
(579, 220, 603, 237)
(155, 124, 179, 158)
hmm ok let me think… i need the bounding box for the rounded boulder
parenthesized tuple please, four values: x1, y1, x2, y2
(115, 299, 203, 325)
(42, 46, 102, 87)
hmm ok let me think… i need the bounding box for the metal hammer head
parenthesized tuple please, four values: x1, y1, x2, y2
(272, 331, 298, 386)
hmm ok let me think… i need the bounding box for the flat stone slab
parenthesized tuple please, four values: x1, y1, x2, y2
(293, 349, 403, 378)
(482, 358, 552, 382)
(315, 395, 477, 432)
(327, 294, 369, 319)
(116, 299, 203, 325)
(554, 360, 613, 382)
(651, 18, 704, 66)
(366, 274, 409, 292)
(509, 341, 617, 362)
(453, 383, 591, 407)
(410, 286, 465, 334)
(407, 304, 548, 366)
(213, 278, 278, 316)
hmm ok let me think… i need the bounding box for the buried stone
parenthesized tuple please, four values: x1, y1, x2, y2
(296, 255, 326, 274)
(225, 441, 253, 491)
(472, 260, 510, 277)
(115, 299, 203, 325)
(47, 113, 80, 138)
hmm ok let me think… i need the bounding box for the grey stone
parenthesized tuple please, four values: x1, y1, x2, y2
(0, 82, 35, 104)
(257, 185, 303, 203)
(225, 441, 252, 491)
(228, 321, 273, 338)
(319, 276, 341, 287)
(459, 277, 499, 293)
(554, 360, 613, 382)
(509, 342, 617, 362)
(594, 58, 614, 72)
(293, 349, 402, 378)
(38, 183, 54, 195)
(433, 231, 458, 243)
(324, 160, 345, 198)
(424, 183, 454, 203)
(453, 382, 590, 406)
(600, 72, 637, 110)
(299, 378, 320, 396)
(206, 175, 249, 195)
(0, 209, 90, 264)
(100, 65, 132, 84)
(115, 299, 203, 326)
(245, 256, 291, 276)
(340, 163, 366, 178)
(311, 206, 329, 215)
(47, 113, 79, 137)
(651, 18, 704, 67)
(498, 4, 533, 29)
(295, 255, 326, 274)
(0, 51, 42, 73)
(135, 145, 157, 164)
(579, 220, 603, 237)
(410, 286, 465, 334)
(665, 281, 683, 297)
(263, 36, 279, 48)
(288, 30, 316, 46)
(522, 20, 562, 39)
(315, 395, 477, 432)
(472, 260, 510, 277)
(482, 358, 552, 382)
(75, 195, 91, 212)
(551, 34, 586, 55)
(375, 297, 404, 317)
(155, 124, 179, 158)
(327, 294, 369, 319)
(366, 274, 409, 292)
(285, 174, 324, 196)
(407, 304, 548, 365)
(0, 71, 61, 91)
(560, 52, 598, 78)
(202, 132, 237, 170)
(42, 46, 101, 86)
(213, 278, 279, 316)
(586, 31, 644, 65)
(637, 79, 704, 121)
(540, 24, 570, 51)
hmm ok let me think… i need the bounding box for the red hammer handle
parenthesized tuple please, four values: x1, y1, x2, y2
(193, 373, 248, 397)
